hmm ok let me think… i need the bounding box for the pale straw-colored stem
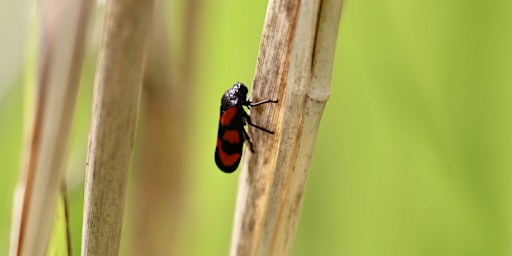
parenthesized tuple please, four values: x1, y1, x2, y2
(230, 0, 343, 255)
(9, 0, 93, 255)
(81, 0, 154, 255)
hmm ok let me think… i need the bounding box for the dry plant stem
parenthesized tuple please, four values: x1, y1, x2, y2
(231, 0, 300, 254)
(128, 0, 198, 254)
(81, 0, 154, 255)
(231, 0, 343, 255)
(9, 0, 93, 255)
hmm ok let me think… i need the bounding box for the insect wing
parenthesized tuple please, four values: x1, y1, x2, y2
(215, 107, 244, 173)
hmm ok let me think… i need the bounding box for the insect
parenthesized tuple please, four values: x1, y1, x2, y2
(215, 82, 278, 173)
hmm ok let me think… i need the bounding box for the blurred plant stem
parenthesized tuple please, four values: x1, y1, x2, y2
(80, 0, 154, 255)
(230, 0, 343, 255)
(9, 0, 92, 255)
(126, 0, 201, 254)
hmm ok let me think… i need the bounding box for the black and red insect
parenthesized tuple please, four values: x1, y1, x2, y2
(215, 82, 278, 173)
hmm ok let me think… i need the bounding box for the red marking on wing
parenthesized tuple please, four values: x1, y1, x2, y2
(220, 108, 238, 126)
(216, 140, 241, 167)
(222, 129, 240, 144)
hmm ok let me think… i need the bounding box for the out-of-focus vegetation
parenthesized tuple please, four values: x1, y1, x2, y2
(1, 0, 511, 255)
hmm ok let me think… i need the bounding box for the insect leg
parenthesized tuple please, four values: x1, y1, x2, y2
(244, 113, 274, 134)
(242, 128, 255, 153)
(247, 122, 274, 134)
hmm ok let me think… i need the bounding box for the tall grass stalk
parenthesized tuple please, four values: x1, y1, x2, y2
(9, 0, 93, 255)
(81, 0, 154, 255)
(230, 0, 343, 255)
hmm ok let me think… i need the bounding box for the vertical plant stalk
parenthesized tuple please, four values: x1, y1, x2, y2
(128, 0, 201, 254)
(81, 0, 154, 255)
(9, 0, 93, 255)
(230, 0, 343, 255)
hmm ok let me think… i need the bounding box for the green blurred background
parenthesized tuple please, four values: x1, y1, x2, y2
(1, 0, 512, 255)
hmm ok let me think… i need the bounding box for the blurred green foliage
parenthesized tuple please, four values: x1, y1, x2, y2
(1, 0, 512, 255)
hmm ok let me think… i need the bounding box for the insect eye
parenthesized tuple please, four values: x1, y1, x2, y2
(239, 86, 248, 96)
